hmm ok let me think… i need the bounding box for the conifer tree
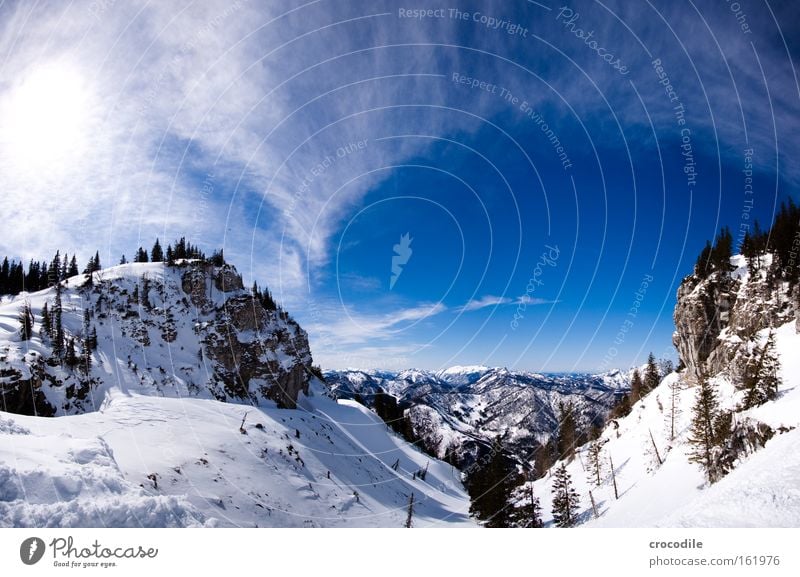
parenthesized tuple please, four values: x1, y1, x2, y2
(630, 368, 644, 404)
(135, 247, 149, 263)
(644, 352, 661, 393)
(65, 337, 78, 368)
(151, 239, 164, 262)
(526, 484, 543, 528)
(68, 255, 79, 277)
(40, 302, 51, 339)
(556, 401, 577, 461)
(80, 337, 92, 376)
(468, 437, 519, 527)
(688, 376, 721, 483)
(48, 251, 62, 284)
(695, 240, 712, 278)
(119, 255, 128, 265)
(83, 255, 96, 275)
(587, 440, 605, 487)
(666, 377, 682, 441)
(52, 282, 65, 359)
(741, 331, 780, 409)
(551, 463, 580, 527)
(18, 301, 34, 340)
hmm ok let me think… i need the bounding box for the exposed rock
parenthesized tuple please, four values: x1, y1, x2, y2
(673, 258, 798, 382)
(214, 265, 243, 293)
(0, 365, 55, 417)
(181, 265, 211, 307)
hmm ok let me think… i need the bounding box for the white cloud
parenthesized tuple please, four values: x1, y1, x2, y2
(458, 294, 557, 312)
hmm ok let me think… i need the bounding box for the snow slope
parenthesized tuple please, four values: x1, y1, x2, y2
(524, 321, 800, 528)
(0, 381, 473, 527)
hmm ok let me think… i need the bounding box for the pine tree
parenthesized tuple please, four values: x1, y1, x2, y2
(695, 240, 712, 278)
(711, 226, 733, 273)
(134, 247, 149, 263)
(741, 331, 780, 409)
(65, 338, 78, 368)
(174, 237, 187, 260)
(556, 401, 577, 461)
(551, 463, 580, 527)
(68, 255, 79, 277)
(80, 337, 92, 376)
(666, 377, 682, 441)
(468, 437, 519, 527)
(119, 255, 128, 265)
(18, 301, 34, 340)
(526, 484, 543, 528)
(40, 302, 51, 340)
(48, 251, 62, 284)
(83, 255, 95, 275)
(630, 368, 644, 404)
(587, 440, 605, 487)
(644, 352, 660, 393)
(52, 282, 65, 359)
(688, 376, 721, 483)
(151, 239, 164, 262)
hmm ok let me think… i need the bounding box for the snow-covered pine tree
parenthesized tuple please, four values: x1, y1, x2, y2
(551, 463, 580, 527)
(644, 352, 660, 393)
(741, 330, 780, 409)
(18, 300, 34, 340)
(666, 377, 682, 441)
(40, 302, 51, 340)
(65, 337, 78, 368)
(51, 282, 65, 360)
(688, 376, 722, 483)
(587, 440, 605, 487)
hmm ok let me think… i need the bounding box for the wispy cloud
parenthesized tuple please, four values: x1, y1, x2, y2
(458, 295, 557, 312)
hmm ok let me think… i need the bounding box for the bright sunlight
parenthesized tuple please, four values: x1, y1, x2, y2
(0, 62, 92, 174)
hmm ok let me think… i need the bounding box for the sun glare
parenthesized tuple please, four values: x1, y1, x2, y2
(0, 63, 92, 173)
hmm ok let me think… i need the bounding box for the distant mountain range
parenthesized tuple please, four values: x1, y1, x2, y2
(325, 366, 630, 474)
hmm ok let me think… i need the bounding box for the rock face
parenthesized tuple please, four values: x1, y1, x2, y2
(673, 256, 799, 382)
(672, 274, 736, 381)
(0, 261, 315, 416)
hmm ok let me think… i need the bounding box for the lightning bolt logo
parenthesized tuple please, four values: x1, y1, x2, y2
(390, 233, 413, 290)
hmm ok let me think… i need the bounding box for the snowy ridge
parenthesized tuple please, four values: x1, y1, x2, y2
(0, 381, 473, 527)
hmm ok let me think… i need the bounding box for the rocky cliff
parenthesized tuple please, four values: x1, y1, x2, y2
(673, 255, 798, 383)
(0, 260, 314, 416)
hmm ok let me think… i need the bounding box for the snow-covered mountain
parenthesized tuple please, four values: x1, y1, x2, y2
(519, 253, 800, 527)
(326, 366, 627, 473)
(0, 261, 473, 527)
(0, 261, 313, 414)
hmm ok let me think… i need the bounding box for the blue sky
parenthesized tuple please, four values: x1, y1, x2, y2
(0, 0, 798, 371)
